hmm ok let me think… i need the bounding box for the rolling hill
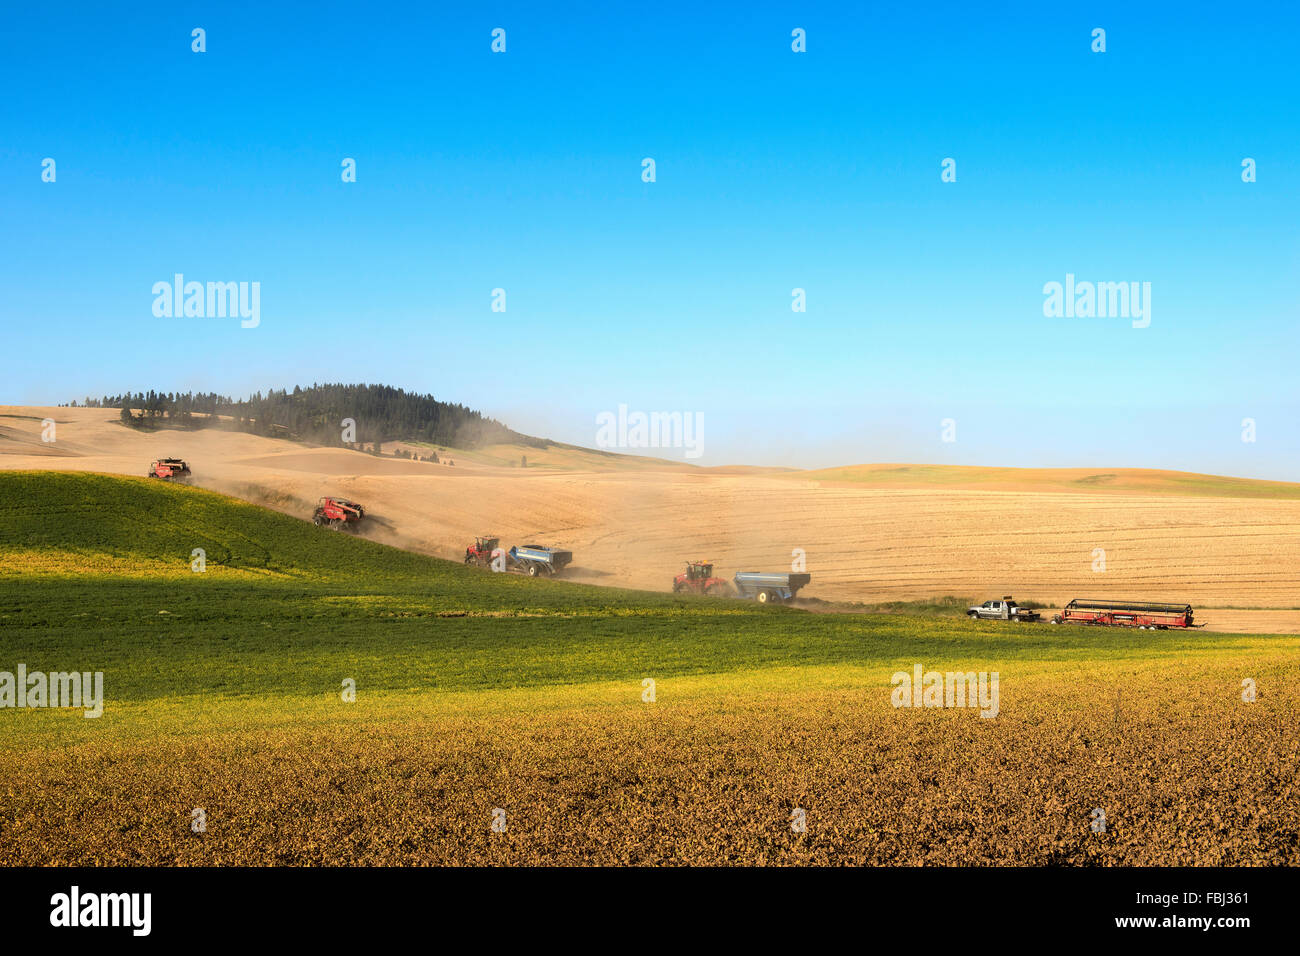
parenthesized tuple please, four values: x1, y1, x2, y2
(1, 472, 1297, 865)
(799, 463, 1300, 499)
(4, 406, 1300, 631)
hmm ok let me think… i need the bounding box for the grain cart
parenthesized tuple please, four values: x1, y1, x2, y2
(968, 597, 1040, 622)
(506, 544, 573, 577)
(1050, 598, 1195, 629)
(673, 561, 732, 596)
(732, 571, 810, 604)
(312, 496, 365, 531)
(464, 535, 500, 568)
(148, 457, 191, 480)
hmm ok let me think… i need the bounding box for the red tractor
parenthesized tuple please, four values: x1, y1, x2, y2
(673, 560, 731, 596)
(464, 535, 500, 568)
(312, 496, 365, 530)
(148, 458, 191, 481)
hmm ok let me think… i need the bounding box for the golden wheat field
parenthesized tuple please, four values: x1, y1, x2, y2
(3, 406, 1299, 631)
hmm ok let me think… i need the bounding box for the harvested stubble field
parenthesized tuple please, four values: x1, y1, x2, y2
(0, 473, 1296, 865)
(4, 406, 1300, 631)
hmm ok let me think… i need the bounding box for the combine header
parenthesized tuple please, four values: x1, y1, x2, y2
(1051, 598, 1195, 629)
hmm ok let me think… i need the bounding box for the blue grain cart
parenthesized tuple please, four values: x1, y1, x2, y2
(507, 544, 573, 577)
(732, 571, 811, 604)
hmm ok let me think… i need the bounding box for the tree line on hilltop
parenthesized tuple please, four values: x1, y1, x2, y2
(66, 383, 546, 451)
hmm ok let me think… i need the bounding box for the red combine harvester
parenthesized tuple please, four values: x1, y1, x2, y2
(672, 561, 731, 596)
(464, 535, 500, 568)
(148, 458, 191, 481)
(1051, 598, 1195, 629)
(312, 496, 365, 531)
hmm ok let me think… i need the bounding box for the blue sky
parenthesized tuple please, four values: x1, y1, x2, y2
(2, 1, 1297, 476)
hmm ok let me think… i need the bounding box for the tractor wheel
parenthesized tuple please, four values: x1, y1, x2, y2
(313, 515, 325, 527)
(673, 581, 685, 593)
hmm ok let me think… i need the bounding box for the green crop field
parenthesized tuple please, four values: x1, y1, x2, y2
(1, 472, 1296, 865)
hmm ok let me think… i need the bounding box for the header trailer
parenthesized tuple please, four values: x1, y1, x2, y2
(1052, 598, 1195, 629)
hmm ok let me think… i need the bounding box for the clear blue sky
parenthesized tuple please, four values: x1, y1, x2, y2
(2, 1, 1297, 476)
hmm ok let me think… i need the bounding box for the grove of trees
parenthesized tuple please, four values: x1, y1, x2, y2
(76, 383, 545, 450)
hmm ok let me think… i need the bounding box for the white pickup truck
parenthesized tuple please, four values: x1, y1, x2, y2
(967, 597, 1040, 622)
